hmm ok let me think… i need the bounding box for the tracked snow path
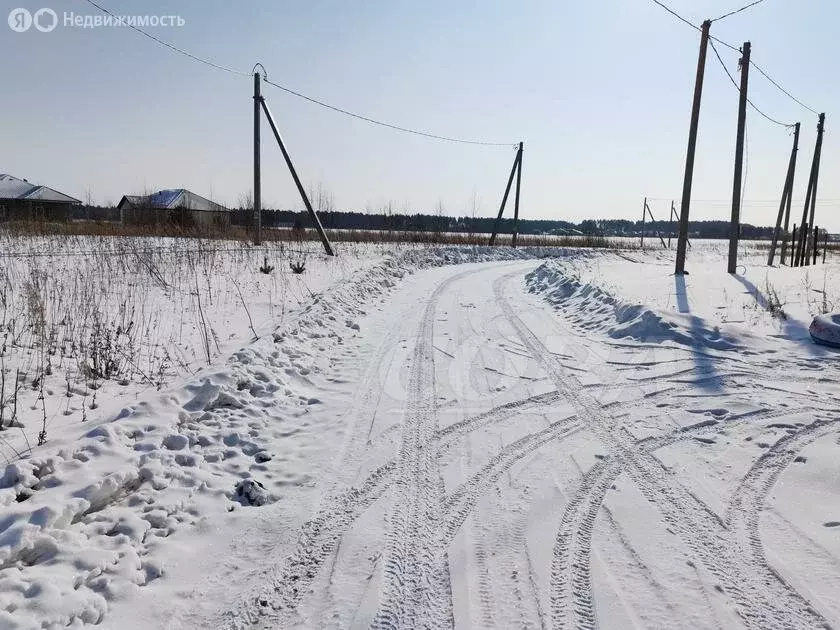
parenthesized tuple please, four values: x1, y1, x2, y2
(221, 256, 840, 630)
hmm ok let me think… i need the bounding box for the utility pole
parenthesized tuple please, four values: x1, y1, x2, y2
(769, 122, 799, 266)
(641, 197, 647, 248)
(806, 113, 826, 261)
(260, 98, 335, 256)
(253, 71, 262, 246)
(511, 141, 523, 248)
(799, 222, 809, 267)
(668, 200, 675, 248)
(796, 114, 825, 266)
(489, 145, 521, 246)
(728, 42, 750, 275)
(675, 19, 712, 275)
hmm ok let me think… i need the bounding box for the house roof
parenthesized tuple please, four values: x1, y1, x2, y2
(118, 189, 228, 213)
(0, 174, 81, 204)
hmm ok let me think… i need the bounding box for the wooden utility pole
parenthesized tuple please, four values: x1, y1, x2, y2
(260, 99, 335, 256)
(645, 201, 667, 249)
(728, 42, 751, 275)
(769, 122, 799, 266)
(813, 225, 819, 265)
(641, 197, 647, 248)
(675, 19, 712, 275)
(796, 114, 825, 266)
(511, 141, 523, 248)
(489, 145, 521, 246)
(253, 72, 262, 246)
(806, 113, 826, 261)
(668, 200, 675, 248)
(798, 222, 809, 267)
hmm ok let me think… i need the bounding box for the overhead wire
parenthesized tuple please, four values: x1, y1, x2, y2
(649, 0, 739, 51)
(749, 60, 820, 116)
(713, 0, 768, 23)
(650, 0, 819, 116)
(81, 0, 250, 76)
(708, 39, 795, 128)
(260, 76, 518, 147)
(82, 0, 517, 148)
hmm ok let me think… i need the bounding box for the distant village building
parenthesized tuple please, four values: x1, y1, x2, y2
(0, 174, 81, 222)
(117, 189, 230, 229)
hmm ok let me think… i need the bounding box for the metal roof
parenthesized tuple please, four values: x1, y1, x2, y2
(0, 174, 81, 203)
(119, 189, 228, 213)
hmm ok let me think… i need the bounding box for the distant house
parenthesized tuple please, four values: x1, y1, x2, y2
(117, 189, 230, 229)
(0, 174, 81, 222)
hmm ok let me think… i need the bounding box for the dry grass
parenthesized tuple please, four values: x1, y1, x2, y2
(2, 219, 638, 250)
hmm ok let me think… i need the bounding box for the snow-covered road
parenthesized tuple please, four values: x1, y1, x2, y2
(227, 257, 840, 630)
(6, 249, 839, 629)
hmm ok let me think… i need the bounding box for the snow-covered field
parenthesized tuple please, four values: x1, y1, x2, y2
(1, 238, 839, 629)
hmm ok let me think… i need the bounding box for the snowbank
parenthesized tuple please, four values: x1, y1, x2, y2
(526, 259, 738, 350)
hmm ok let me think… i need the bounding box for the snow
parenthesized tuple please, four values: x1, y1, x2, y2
(2, 239, 839, 629)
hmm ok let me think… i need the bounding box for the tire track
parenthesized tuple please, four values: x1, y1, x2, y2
(726, 419, 840, 630)
(493, 270, 830, 630)
(443, 416, 584, 540)
(238, 385, 569, 626)
(372, 268, 480, 630)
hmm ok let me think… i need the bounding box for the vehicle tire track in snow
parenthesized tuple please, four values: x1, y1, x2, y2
(251, 462, 396, 625)
(548, 419, 754, 630)
(726, 418, 840, 630)
(443, 417, 584, 541)
(493, 270, 826, 630)
(239, 388, 569, 626)
(372, 268, 484, 630)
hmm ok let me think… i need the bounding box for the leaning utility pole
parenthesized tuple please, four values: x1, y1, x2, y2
(771, 122, 800, 266)
(668, 200, 675, 248)
(260, 98, 335, 256)
(728, 42, 751, 275)
(806, 113, 826, 261)
(675, 19, 712, 275)
(511, 141, 523, 248)
(489, 143, 523, 246)
(795, 114, 825, 266)
(253, 72, 262, 246)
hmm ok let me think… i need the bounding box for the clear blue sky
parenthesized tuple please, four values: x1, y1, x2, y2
(2, 0, 837, 228)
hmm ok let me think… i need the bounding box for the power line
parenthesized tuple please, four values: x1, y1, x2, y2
(82, 0, 517, 148)
(261, 76, 517, 147)
(650, 0, 820, 116)
(650, 0, 698, 31)
(749, 60, 820, 115)
(713, 0, 768, 23)
(649, 0, 740, 52)
(81, 0, 250, 76)
(709, 39, 794, 128)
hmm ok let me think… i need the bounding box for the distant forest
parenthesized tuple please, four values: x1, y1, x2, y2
(233, 210, 783, 240)
(72, 206, 788, 240)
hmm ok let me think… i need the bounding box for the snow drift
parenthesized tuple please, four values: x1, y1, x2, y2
(526, 260, 738, 350)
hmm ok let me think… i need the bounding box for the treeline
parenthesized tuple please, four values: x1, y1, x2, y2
(236, 211, 778, 240)
(71, 205, 782, 239)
